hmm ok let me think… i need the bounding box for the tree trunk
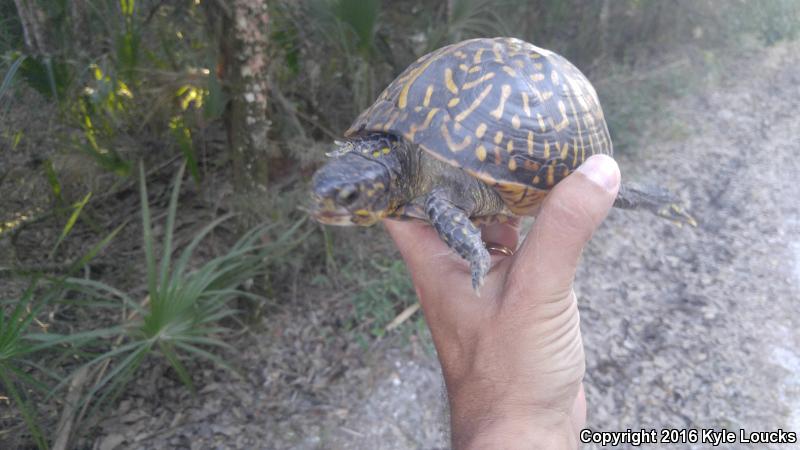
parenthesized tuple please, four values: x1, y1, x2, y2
(210, 0, 271, 220)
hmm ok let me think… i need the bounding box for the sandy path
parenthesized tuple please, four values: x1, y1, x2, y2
(578, 39, 800, 449)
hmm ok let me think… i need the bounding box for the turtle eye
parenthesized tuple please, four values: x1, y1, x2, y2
(337, 186, 360, 206)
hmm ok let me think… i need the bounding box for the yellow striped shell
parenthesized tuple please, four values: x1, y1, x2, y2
(345, 37, 612, 215)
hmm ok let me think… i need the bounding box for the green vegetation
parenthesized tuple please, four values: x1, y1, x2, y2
(1, 163, 302, 447)
(41, 163, 301, 413)
(347, 258, 416, 340)
(1, 0, 798, 447)
(1, 230, 122, 449)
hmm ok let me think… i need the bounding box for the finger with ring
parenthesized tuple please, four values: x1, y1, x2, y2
(485, 242, 515, 256)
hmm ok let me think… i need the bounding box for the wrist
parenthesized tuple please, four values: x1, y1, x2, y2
(453, 413, 579, 450)
(447, 381, 585, 450)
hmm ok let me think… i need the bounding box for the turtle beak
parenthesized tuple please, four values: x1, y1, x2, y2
(308, 196, 357, 226)
(315, 213, 355, 226)
(308, 196, 385, 226)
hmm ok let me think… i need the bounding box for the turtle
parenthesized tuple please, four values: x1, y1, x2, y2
(309, 37, 694, 291)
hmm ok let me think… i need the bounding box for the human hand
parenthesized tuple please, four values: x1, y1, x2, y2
(384, 155, 621, 449)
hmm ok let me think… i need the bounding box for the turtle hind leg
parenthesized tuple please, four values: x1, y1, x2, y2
(614, 183, 697, 227)
(424, 189, 490, 292)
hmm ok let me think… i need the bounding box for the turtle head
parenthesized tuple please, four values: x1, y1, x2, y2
(310, 142, 400, 226)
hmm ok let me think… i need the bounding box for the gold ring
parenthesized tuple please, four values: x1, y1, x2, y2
(485, 242, 515, 256)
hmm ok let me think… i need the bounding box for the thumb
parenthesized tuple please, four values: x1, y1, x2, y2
(508, 155, 620, 300)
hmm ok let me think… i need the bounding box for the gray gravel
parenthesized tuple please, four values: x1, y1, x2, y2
(578, 39, 800, 449)
(94, 40, 800, 449)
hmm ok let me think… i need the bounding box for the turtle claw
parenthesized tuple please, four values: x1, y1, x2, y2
(658, 204, 698, 227)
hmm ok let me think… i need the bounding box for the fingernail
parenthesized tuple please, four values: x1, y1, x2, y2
(576, 155, 620, 192)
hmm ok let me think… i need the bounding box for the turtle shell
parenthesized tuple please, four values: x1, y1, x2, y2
(345, 37, 612, 215)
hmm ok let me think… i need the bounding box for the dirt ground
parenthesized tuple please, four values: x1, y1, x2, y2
(5, 38, 798, 449)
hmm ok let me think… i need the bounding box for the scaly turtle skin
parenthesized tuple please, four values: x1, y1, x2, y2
(310, 37, 694, 291)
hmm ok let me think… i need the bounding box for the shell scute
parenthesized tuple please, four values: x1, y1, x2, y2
(346, 37, 612, 215)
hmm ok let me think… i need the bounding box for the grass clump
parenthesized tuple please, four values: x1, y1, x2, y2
(53, 162, 300, 403)
(0, 227, 122, 449)
(2, 163, 303, 447)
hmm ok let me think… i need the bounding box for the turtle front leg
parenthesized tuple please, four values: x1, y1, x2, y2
(424, 188, 490, 292)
